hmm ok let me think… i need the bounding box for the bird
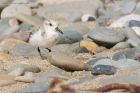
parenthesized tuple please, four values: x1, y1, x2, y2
(28, 19, 63, 58)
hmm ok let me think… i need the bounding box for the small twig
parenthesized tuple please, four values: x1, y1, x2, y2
(43, 78, 75, 93)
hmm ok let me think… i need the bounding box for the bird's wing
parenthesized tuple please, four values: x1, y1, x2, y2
(39, 25, 46, 36)
(27, 25, 40, 40)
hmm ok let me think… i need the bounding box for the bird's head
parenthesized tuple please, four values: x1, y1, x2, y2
(43, 19, 63, 34)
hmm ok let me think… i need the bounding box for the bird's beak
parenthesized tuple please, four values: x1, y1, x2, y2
(55, 27, 63, 34)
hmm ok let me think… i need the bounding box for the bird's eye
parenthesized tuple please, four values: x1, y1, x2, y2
(49, 23, 52, 26)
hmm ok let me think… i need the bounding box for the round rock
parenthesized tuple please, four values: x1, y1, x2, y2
(0, 18, 19, 41)
(9, 43, 40, 57)
(119, 0, 136, 15)
(19, 23, 32, 32)
(92, 65, 117, 75)
(87, 57, 107, 65)
(88, 27, 125, 46)
(123, 27, 140, 39)
(8, 63, 40, 76)
(94, 59, 140, 70)
(112, 42, 131, 50)
(47, 51, 92, 71)
(14, 76, 34, 83)
(0, 0, 13, 10)
(62, 24, 89, 35)
(51, 43, 78, 56)
(75, 47, 89, 54)
(97, 7, 107, 16)
(127, 39, 140, 47)
(65, 10, 83, 22)
(112, 48, 136, 60)
(81, 14, 96, 22)
(58, 30, 83, 44)
(129, 20, 140, 27)
(96, 16, 110, 26)
(0, 38, 26, 52)
(1, 4, 32, 18)
(16, 81, 51, 93)
(129, 20, 140, 36)
(110, 14, 140, 28)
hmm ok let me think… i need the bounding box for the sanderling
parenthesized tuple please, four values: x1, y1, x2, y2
(29, 19, 63, 57)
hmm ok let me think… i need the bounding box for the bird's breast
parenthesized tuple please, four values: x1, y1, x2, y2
(29, 31, 60, 48)
(45, 34, 60, 48)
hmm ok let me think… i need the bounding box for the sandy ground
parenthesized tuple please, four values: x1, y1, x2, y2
(0, 56, 52, 93)
(0, 54, 99, 93)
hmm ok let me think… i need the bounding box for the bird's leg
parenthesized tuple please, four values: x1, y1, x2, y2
(37, 47, 43, 59)
(46, 48, 51, 52)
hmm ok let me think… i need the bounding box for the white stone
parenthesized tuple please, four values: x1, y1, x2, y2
(131, 26, 140, 36)
(110, 14, 140, 28)
(1, 4, 32, 18)
(0, 0, 13, 9)
(81, 14, 96, 22)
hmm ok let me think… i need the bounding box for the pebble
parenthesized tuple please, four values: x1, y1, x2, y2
(0, 0, 13, 10)
(112, 48, 138, 60)
(129, 20, 140, 27)
(129, 69, 140, 77)
(75, 47, 89, 54)
(81, 14, 96, 22)
(8, 63, 40, 76)
(12, 0, 31, 5)
(14, 76, 34, 83)
(0, 52, 10, 61)
(45, 66, 67, 77)
(9, 43, 40, 57)
(34, 66, 67, 83)
(134, 1, 140, 14)
(94, 59, 140, 70)
(80, 40, 99, 53)
(92, 65, 117, 75)
(16, 14, 43, 26)
(119, 0, 136, 15)
(96, 16, 110, 26)
(88, 27, 125, 47)
(47, 51, 92, 71)
(129, 20, 140, 36)
(92, 46, 107, 54)
(98, 74, 140, 86)
(127, 39, 140, 47)
(0, 74, 16, 87)
(97, 7, 107, 17)
(24, 72, 33, 77)
(0, 18, 19, 41)
(110, 14, 140, 28)
(51, 43, 79, 56)
(62, 24, 90, 35)
(102, 7, 121, 18)
(16, 81, 51, 93)
(112, 42, 131, 50)
(1, 4, 32, 18)
(11, 31, 30, 42)
(65, 10, 83, 22)
(8, 67, 24, 76)
(0, 38, 26, 52)
(0, 80, 16, 87)
(58, 30, 83, 44)
(124, 27, 140, 39)
(19, 23, 32, 32)
(37, 0, 102, 20)
(87, 57, 108, 66)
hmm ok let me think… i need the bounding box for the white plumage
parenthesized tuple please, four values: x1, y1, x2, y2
(29, 19, 63, 52)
